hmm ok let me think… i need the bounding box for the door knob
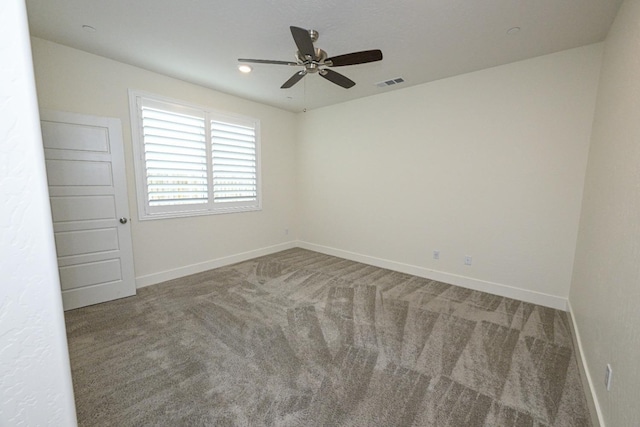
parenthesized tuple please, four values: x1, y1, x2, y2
(119, 217, 128, 224)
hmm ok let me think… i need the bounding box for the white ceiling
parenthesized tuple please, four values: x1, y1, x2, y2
(26, 0, 621, 113)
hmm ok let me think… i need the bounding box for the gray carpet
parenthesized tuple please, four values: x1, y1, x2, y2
(65, 248, 592, 426)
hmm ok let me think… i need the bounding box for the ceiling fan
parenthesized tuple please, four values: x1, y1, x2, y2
(238, 26, 383, 89)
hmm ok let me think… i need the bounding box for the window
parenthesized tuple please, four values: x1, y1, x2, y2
(129, 91, 261, 220)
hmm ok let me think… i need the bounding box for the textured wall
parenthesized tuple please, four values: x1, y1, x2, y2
(0, 0, 77, 425)
(297, 44, 602, 309)
(569, 0, 640, 425)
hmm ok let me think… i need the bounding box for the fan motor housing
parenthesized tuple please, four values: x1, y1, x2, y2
(296, 48, 328, 72)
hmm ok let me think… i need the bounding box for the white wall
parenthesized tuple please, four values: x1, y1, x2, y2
(569, 0, 640, 425)
(18, 6, 634, 425)
(297, 44, 603, 309)
(0, 1, 76, 425)
(31, 38, 298, 285)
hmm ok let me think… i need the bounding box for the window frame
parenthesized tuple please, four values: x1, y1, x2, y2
(129, 90, 262, 221)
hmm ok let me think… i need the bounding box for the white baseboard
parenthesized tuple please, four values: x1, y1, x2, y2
(567, 301, 605, 427)
(297, 241, 568, 311)
(136, 240, 568, 311)
(135, 241, 297, 288)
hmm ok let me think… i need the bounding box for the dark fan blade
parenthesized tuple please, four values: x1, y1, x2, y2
(319, 69, 355, 88)
(327, 50, 383, 67)
(290, 26, 315, 58)
(281, 70, 306, 88)
(238, 58, 298, 66)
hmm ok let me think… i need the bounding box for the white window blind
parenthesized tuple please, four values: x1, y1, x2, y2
(142, 105, 208, 206)
(130, 91, 261, 220)
(211, 120, 257, 203)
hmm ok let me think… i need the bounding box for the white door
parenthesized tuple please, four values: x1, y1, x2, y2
(41, 109, 136, 310)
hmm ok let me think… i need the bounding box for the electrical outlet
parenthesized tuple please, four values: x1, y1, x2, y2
(284, 228, 289, 235)
(433, 250, 440, 260)
(464, 256, 472, 266)
(605, 364, 613, 391)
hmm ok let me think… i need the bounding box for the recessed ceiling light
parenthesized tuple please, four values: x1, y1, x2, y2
(82, 25, 97, 33)
(507, 27, 521, 35)
(238, 65, 252, 73)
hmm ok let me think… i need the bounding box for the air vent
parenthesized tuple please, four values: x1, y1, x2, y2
(376, 77, 405, 88)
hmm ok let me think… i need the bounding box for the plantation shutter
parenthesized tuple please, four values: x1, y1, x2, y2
(210, 119, 257, 204)
(140, 100, 208, 207)
(131, 91, 261, 220)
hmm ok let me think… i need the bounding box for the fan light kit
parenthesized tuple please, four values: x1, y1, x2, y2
(238, 26, 383, 89)
(238, 64, 252, 73)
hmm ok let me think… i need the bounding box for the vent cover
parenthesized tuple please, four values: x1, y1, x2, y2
(376, 77, 405, 88)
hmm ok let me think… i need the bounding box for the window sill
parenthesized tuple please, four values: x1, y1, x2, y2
(138, 205, 262, 221)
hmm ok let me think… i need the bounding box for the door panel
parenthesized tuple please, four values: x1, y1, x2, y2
(54, 229, 120, 257)
(46, 159, 113, 186)
(41, 120, 110, 152)
(41, 109, 136, 310)
(59, 259, 122, 291)
(49, 196, 116, 222)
